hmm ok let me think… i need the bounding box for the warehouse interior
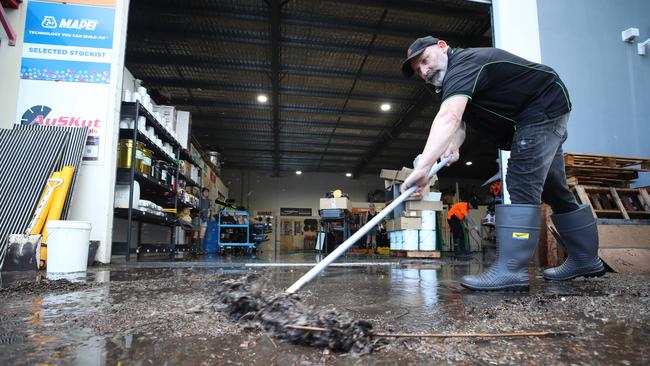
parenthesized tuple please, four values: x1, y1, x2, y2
(1, 0, 649, 364)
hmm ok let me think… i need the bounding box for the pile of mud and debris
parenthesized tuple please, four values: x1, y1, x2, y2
(216, 273, 386, 354)
(0, 276, 95, 295)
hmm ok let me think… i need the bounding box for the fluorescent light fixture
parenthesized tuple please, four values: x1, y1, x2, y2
(380, 103, 391, 111)
(345, 172, 352, 177)
(465, 161, 473, 166)
(295, 170, 302, 175)
(257, 94, 268, 103)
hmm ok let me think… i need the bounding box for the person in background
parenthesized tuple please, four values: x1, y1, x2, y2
(364, 203, 378, 252)
(447, 198, 478, 257)
(197, 187, 212, 252)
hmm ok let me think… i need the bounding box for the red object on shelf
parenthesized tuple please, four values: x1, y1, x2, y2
(1, 0, 21, 9)
(0, 4, 17, 46)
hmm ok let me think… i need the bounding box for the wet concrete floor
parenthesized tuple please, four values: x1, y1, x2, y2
(1, 252, 649, 365)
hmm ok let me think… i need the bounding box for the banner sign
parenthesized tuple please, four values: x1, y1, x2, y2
(280, 208, 313, 217)
(16, 0, 116, 164)
(16, 80, 108, 162)
(20, 1, 115, 84)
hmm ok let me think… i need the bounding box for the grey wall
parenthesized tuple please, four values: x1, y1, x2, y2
(220, 170, 385, 214)
(537, 0, 650, 185)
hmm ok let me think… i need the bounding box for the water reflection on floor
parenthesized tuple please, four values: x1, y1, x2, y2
(1, 252, 648, 365)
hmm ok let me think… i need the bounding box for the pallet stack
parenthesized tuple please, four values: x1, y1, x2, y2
(564, 153, 650, 219)
(380, 167, 442, 259)
(539, 153, 650, 274)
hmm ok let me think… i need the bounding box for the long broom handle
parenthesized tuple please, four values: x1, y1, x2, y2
(286, 156, 451, 294)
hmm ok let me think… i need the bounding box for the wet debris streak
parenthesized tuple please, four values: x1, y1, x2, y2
(216, 274, 386, 354)
(0, 278, 92, 295)
(286, 325, 574, 338)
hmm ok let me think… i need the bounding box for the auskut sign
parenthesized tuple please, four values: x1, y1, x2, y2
(21, 105, 102, 135)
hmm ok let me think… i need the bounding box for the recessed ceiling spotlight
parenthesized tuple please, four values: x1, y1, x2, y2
(257, 94, 268, 103)
(295, 170, 302, 175)
(380, 103, 391, 111)
(465, 161, 473, 166)
(345, 172, 352, 177)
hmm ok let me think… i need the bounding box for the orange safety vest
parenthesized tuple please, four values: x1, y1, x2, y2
(447, 202, 470, 221)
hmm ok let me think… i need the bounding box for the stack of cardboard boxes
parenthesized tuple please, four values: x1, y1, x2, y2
(319, 197, 350, 210)
(380, 167, 443, 255)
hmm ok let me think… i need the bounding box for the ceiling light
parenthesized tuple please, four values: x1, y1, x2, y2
(257, 94, 268, 103)
(295, 170, 302, 175)
(380, 103, 391, 111)
(465, 161, 473, 166)
(345, 172, 352, 177)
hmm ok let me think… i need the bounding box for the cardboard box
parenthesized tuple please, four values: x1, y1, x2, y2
(385, 219, 395, 232)
(176, 110, 191, 149)
(405, 184, 431, 201)
(182, 161, 192, 178)
(405, 200, 443, 211)
(319, 197, 350, 210)
(401, 211, 421, 218)
(394, 217, 422, 230)
(381, 167, 437, 189)
(423, 191, 442, 201)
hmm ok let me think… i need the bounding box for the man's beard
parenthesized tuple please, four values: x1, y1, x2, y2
(425, 68, 446, 87)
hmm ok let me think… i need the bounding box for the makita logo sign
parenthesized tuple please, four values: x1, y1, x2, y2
(41, 16, 98, 31)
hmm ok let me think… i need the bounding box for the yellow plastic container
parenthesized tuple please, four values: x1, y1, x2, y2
(117, 139, 144, 170)
(376, 247, 391, 255)
(140, 149, 153, 176)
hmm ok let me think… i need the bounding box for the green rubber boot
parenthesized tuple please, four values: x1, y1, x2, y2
(461, 204, 540, 291)
(543, 204, 605, 281)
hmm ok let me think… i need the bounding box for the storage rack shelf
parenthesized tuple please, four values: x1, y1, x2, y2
(121, 102, 178, 146)
(114, 208, 175, 226)
(178, 201, 200, 209)
(217, 210, 255, 255)
(113, 101, 182, 260)
(116, 168, 173, 194)
(178, 171, 200, 187)
(119, 128, 176, 165)
(318, 209, 350, 254)
(180, 147, 201, 167)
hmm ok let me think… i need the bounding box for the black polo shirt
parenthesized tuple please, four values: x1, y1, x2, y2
(440, 47, 572, 149)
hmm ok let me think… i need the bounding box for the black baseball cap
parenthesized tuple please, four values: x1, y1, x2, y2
(401, 36, 439, 78)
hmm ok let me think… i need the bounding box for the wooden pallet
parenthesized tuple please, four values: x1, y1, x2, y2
(392, 250, 441, 258)
(566, 176, 632, 188)
(572, 185, 650, 219)
(564, 153, 650, 169)
(564, 153, 650, 188)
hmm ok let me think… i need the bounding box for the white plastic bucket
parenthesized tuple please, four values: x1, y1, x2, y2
(395, 230, 404, 250)
(403, 230, 419, 251)
(419, 230, 437, 250)
(421, 210, 436, 230)
(46, 220, 92, 273)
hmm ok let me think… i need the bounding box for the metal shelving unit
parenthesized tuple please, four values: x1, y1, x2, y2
(318, 209, 351, 254)
(113, 101, 181, 260)
(217, 210, 255, 255)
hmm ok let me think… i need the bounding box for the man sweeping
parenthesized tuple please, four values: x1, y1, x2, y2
(400, 36, 604, 291)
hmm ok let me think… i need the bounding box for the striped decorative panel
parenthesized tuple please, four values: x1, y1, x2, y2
(13, 125, 89, 219)
(0, 128, 69, 269)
